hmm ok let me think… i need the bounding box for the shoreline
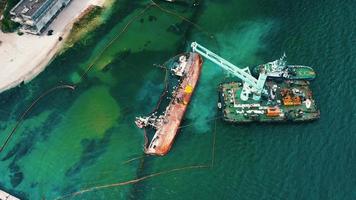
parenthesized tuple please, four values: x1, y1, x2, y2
(0, 0, 107, 93)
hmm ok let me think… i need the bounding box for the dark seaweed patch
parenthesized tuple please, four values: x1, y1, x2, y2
(107, 49, 173, 110)
(143, 40, 151, 47)
(102, 50, 131, 73)
(10, 171, 23, 187)
(30, 182, 38, 188)
(166, 22, 183, 35)
(1, 112, 62, 161)
(2, 129, 35, 161)
(8, 162, 23, 187)
(38, 112, 63, 141)
(148, 15, 157, 22)
(65, 131, 112, 177)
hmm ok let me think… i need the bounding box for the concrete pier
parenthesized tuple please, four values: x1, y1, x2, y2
(0, 190, 20, 200)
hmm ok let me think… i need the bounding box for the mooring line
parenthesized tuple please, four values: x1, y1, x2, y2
(211, 118, 217, 168)
(122, 155, 150, 165)
(79, 3, 155, 80)
(0, 85, 75, 153)
(150, 0, 214, 38)
(81, 0, 216, 80)
(55, 164, 208, 200)
(178, 115, 223, 129)
(54, 116, 218, 199)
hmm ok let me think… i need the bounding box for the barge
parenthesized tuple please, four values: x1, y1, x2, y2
(218, 80, 320, 123)
(135, 52, 202, 156)
(190, 42, 319, 123)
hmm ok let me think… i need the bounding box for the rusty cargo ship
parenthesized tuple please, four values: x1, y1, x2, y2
(135, 52, 202, 156)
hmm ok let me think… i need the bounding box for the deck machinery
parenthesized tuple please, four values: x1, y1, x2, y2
(191, 42, 267, 101)
(191, 42, 319, 123)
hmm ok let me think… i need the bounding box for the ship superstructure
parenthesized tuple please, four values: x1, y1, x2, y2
(253, 54, 316, 80)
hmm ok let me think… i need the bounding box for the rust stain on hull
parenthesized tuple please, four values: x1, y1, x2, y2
(145, 53, 203, 156)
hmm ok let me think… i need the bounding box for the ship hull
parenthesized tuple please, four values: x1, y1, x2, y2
(253, 65, 316, 81)
(145, 53, 203, 156)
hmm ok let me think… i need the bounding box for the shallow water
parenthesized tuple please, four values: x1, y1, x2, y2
(0, 0, 355, 199)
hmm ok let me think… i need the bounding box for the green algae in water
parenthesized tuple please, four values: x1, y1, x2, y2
(69, 72, 82, 84)
(1, 1, 199, 198)
(14, 86, 120, 198)
(81, 4, 195, 74)
(187, 20, 276, 133)
(0, 0, 356, 199)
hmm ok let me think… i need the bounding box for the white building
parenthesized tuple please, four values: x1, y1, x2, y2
(10, 0, 71, 34)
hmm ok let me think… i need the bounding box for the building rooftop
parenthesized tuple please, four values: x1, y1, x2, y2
(11, 0, 50, 17)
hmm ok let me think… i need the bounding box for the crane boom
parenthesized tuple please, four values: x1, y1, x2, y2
(191, 42, 267, 101)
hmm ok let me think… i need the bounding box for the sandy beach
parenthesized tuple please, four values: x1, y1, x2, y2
(0, 0, 106, 93)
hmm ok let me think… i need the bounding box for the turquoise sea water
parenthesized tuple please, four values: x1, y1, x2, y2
(0, 0, 355, 199)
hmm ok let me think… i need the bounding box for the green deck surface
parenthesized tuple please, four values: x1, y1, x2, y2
(289, 66, 316, 80)
(219, 80, 319, 123)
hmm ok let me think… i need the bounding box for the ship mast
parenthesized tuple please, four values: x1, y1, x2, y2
(191, 42, 267, 101)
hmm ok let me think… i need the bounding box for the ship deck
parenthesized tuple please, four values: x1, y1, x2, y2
(219, 80, 319, 123)
(289, 65, 316, 80)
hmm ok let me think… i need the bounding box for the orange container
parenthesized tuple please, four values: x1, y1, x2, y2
(266, 107, 281, 117)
